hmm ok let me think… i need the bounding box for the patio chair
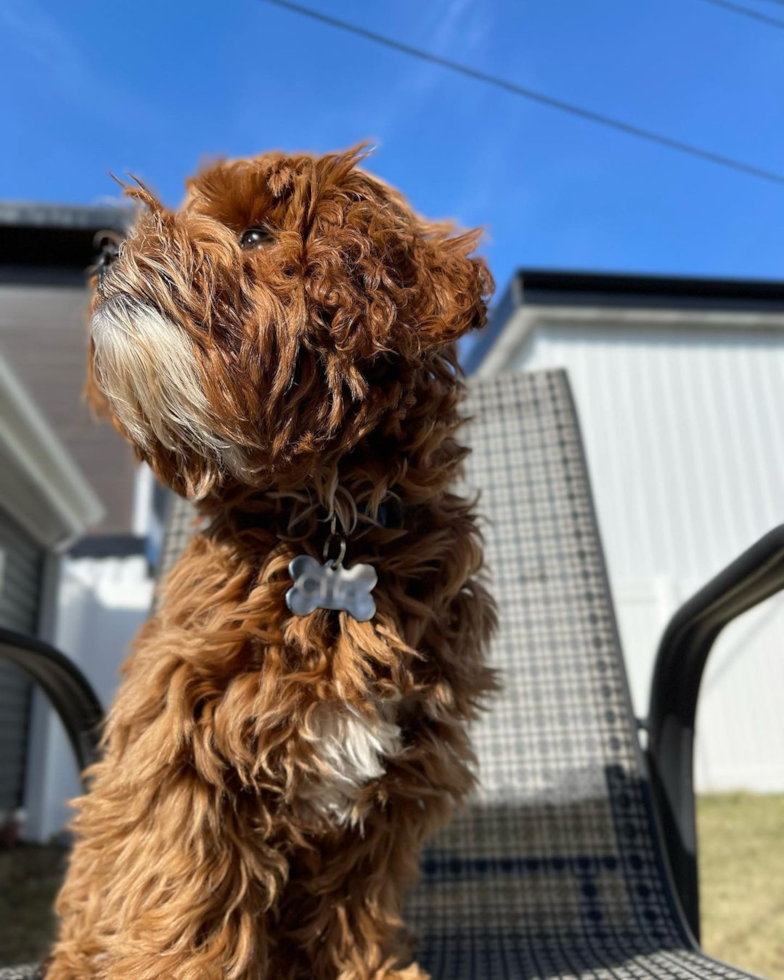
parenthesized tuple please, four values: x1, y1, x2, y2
(1, 368, 781, 979)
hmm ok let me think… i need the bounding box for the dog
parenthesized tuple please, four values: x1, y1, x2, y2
(47, 145, 497, 980)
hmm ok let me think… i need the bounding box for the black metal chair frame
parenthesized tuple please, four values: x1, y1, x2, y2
(646, 523, 784, 942)
(0, 629, 103, 784)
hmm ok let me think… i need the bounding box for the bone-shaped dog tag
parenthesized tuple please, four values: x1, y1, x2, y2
(286, 555, 377, 622)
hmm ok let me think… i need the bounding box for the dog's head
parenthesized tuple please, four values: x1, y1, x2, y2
(88, 145, 492, 500)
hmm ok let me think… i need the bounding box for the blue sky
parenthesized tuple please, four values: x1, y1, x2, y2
(3, 0, 784, 300)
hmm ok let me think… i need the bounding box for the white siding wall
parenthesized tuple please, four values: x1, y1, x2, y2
(509, 321, 784, 792)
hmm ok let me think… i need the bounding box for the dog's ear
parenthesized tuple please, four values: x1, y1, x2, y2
(410, 223, 493, 349)
(305, 147, 493, 359)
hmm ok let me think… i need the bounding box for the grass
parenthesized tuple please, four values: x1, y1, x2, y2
(0, 795, 780, 974)
(0, 843, 66, 966)
(698, 793, 784, 979)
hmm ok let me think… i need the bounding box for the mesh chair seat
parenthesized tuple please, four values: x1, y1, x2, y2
(1, 371, 758, 979)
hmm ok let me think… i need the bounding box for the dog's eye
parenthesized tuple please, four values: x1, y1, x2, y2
(240, 226, 273, 249)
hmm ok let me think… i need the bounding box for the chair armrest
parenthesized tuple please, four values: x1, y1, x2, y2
(647, 524, 784, 943)
(0, 628, 104, 785)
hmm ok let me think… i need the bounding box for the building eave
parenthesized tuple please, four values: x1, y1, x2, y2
(0, 202, 132, 233)
(0, 201, 133, 283)
(465, 268, 784, 375)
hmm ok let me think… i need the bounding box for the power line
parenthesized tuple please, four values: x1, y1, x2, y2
(697, 0, 784, 28)
(259, 0, 784, 187)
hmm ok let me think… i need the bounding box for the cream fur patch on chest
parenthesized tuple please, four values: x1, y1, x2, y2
(303, 701, 402, 826)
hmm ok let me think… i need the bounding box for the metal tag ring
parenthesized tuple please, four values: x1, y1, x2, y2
(322, 532, 347, 568)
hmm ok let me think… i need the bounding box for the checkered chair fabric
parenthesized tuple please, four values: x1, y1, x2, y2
(0, 370, 755, 980)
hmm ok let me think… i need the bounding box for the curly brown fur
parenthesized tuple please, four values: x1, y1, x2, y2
(48, 145, 497, 979)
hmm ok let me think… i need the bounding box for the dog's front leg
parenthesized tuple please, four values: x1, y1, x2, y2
(270, 790, 448, 980)
(47, 755, 288, 979)
(46, 614, 291, 980)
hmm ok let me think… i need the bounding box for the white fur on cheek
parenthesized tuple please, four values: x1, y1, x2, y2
(91, 296, 246, 490)
(303, 701, 402, 827)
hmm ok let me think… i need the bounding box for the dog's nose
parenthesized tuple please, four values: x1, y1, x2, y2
(94, 233, 121, 285)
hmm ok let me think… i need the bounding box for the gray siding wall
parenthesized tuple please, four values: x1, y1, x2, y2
(0, 506, 44, 811)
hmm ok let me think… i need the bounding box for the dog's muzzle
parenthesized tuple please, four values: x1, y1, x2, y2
(90, 293, 247, 489)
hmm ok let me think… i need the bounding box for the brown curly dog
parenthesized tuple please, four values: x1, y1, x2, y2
(47, 145, 497, 980)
